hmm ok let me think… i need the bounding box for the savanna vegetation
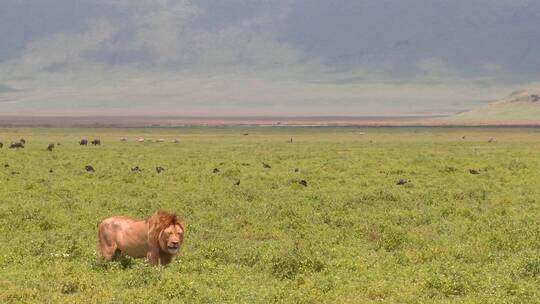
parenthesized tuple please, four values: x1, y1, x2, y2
(0, 127, 539, 303)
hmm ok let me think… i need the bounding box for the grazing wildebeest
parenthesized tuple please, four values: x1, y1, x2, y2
(85, 165, 95, 172)
(469, 169, 480, 175)
(262, 162, 271, 169)
(79, 139, 88, 145)
(92, 139, 101, 146)
(0, 142, 3, 149)
(396, 179, 408, 185)
(299, 180, 308, 187)
(9, 142, 24, 149)
(294, 168, 299, 172)
(234, 179, 240, 186)
(213, 168, 220, 173)
(156, 166, 165, 174)
(131, 166, 142, 172)
(20, 138, 26, 144)
(49, 169, 53, 173)
(4, 164, 8, 167)
(243, 133, 249, 136)
(47, 143, 54, 151)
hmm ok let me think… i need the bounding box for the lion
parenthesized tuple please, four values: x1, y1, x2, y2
(96, 209, 186, 266)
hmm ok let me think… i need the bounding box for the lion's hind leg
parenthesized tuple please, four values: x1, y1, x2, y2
(96, 221, 118, 262)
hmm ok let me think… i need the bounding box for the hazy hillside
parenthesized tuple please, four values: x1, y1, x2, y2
(446, 87, 540, 124)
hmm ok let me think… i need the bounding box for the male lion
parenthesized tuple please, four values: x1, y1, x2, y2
(97, 209, 186, 266)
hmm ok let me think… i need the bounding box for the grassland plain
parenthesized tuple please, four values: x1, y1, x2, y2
(0, 127, 540, 303)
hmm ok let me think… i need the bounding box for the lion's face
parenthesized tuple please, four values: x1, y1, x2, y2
(159, 223, 184, 255)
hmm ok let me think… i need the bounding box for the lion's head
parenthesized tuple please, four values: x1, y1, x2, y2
(147, 210, 186, 256)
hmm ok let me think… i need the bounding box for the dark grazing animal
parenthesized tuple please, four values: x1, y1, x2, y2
(20, 138, 26, 144)
(0, 142, 3, 149)
(213, 168, 220, 173)
(79, 139, 88, 145)
(9, 142, 24, 149)
(47, 143, 55, 151)
(131, 166, 142, 172)
(262, 162, 272, 169)
(469, 169, 480, 175)
(299, 180, 308, 187)
(85, 165, 95, 172)
(156, 166, 165, 174)
(92, 139, 101, 146)
(396, 179, 408, 185)
(234, 179, 240, 186)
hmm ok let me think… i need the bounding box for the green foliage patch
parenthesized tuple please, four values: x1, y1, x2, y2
(1, 127, 540, 303)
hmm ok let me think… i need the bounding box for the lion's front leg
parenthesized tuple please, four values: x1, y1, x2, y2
(159, 252, 173, 266)
(147, 246, 160, 266)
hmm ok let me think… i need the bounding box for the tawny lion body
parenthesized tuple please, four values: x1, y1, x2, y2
(97, 210, 185, 266)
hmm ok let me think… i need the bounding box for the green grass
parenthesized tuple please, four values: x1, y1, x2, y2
(1, 127, 540, 303)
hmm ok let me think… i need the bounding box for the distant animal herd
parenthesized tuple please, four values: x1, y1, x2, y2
(0, 137, 182, 151)
(0, 135, 498, 183)
(0, 134, 499, 153)
(0, 137, 183, 177)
